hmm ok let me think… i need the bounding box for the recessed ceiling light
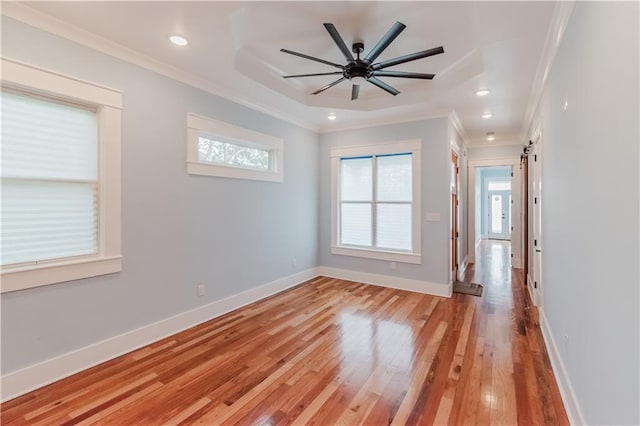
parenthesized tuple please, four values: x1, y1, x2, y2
(486, 131, 496, 141)
(476, 89, 490, 97)
(328, 113, 336, 121)
(169, 35, 188, 46)
(482, 112, 493, 119)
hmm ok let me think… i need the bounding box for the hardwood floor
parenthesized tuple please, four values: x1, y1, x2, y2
(1, 240, 568, 425)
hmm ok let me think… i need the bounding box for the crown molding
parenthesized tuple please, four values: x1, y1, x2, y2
(447, 110, 470, 147)
(1, 2, 320, 133)
(520, 0, 575, 142)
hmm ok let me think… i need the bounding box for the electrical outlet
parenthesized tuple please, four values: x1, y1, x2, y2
(390, 261, 397, 270)
(291, 258, 297, 268)
(197, 284, 205, 297)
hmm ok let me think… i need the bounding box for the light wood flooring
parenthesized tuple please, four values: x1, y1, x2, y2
(1, 240, 568, 425)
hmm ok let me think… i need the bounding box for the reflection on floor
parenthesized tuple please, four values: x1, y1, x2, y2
(1, 239, 568, 425)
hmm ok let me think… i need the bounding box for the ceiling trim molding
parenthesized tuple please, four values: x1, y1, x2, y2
(1, 2, 320, 133)
(520, 0, 575, 143)
(318, 109, 452, 134)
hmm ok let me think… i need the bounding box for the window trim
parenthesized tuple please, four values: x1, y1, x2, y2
(330, 140, 422, 265)
(0, 58, 122, 293)
(186, 113, 283, 182)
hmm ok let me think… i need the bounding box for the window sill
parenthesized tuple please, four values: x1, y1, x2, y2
(187, 161, 283, 183)
(331, 246, 422, 264)
(0, 255, 122, 293)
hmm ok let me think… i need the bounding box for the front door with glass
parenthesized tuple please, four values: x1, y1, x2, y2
(488, 190, 511, 240)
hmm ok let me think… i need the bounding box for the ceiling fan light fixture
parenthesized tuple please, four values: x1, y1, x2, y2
(476, 89, 490, 97)
(351, 75, 367, 84)
(169, 35, 188, 46)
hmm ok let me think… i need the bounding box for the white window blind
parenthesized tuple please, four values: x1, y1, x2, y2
(1, 90, 99, 267)
(339, 153, 412, 251)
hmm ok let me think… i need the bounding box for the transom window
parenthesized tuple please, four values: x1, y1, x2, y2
(187, 113, 283, 182)
(331, 140, 422, 264)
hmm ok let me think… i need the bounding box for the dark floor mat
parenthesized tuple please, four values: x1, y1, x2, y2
(453, 281, 484, 297)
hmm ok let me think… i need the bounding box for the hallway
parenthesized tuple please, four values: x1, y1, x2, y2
(457, 239, 568, 424)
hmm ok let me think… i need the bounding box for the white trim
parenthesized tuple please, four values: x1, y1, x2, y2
(0, 58, 122, 108)
(1, 256, 122, 293)
(1, 3, 319, 133)
(318, 109, 452, 134)
(318, 266, 451, 298)
(457, 255, 469, 281)
(0, 59, 122, 293)
(539, 309, 586, 426)
(186, 113, 284, 183)
(0, 267, 318, 402)
(521, 1, 575, 142)
(330, 246, 421, 265)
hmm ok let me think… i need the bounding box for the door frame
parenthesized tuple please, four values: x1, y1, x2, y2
(451, 151, 459, 280)
(487, 189, 511, 240)
(467, 157, 522, 265)
(529, 125, 543, 307)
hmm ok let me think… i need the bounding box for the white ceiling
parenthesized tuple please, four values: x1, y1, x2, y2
(13, 1, 559, 145)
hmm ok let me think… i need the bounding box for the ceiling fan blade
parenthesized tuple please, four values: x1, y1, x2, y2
(283, 71, 344, 79)
(312, 77, 347, 95)
(367, 77, 400, 96)
(372, 46, 444, 70)
(280, 48, 344, 69)
(351, 84, 360, 101)
(323, 23, 355, 63)
(373, 71, 435, 79)
(363, 21, 406, 65)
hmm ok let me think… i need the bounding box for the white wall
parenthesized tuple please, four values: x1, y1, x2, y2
(318, 118, 451, 292)
(0, 17, 320, 374)
(467, 144, 522, 160)
(531, 2, 639, 424)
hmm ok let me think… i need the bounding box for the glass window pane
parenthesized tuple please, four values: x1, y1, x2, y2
(1, 91, 97, 180)
(491, 194, 503, 233)
(340, 157, 372, 201)
(1, 180, 98, 265)
(198, 137, 269, 171)
(377, 204, 412, 251)
(341, 203, 372, 246)
(487, 180, 511, 191)
(377, 154, 412, 202)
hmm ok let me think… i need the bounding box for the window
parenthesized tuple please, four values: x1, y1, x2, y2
(1, 59, 122, 293)
(187, 113, 283, 182)
(331, 140, 421, 264)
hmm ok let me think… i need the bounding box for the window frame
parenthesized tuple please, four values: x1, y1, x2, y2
(0, 58, 123, 293)
(330, 140, 422, 264)
(186, 113, 283, 183)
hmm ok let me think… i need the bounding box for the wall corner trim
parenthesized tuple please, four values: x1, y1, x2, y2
(317, 266, 452, 298)
(539, 309, 587, 425)
(0, 267, 319, 403)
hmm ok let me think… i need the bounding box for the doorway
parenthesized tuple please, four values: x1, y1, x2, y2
(451, 152, 459, 280)
(488, 190, 510, 240)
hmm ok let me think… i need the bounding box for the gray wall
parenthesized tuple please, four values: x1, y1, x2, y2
(318, 119, 451, 287)
(533, 2, 639, 424)
(1, 17, 320, 373)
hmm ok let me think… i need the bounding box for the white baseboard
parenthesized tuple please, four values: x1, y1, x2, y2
(317, 266, 452, 298)
(0, 267, 318, 403)
(539, 309, 586, 425)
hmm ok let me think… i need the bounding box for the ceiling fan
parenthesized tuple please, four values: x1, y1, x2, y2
(280, 21, 444, 101)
